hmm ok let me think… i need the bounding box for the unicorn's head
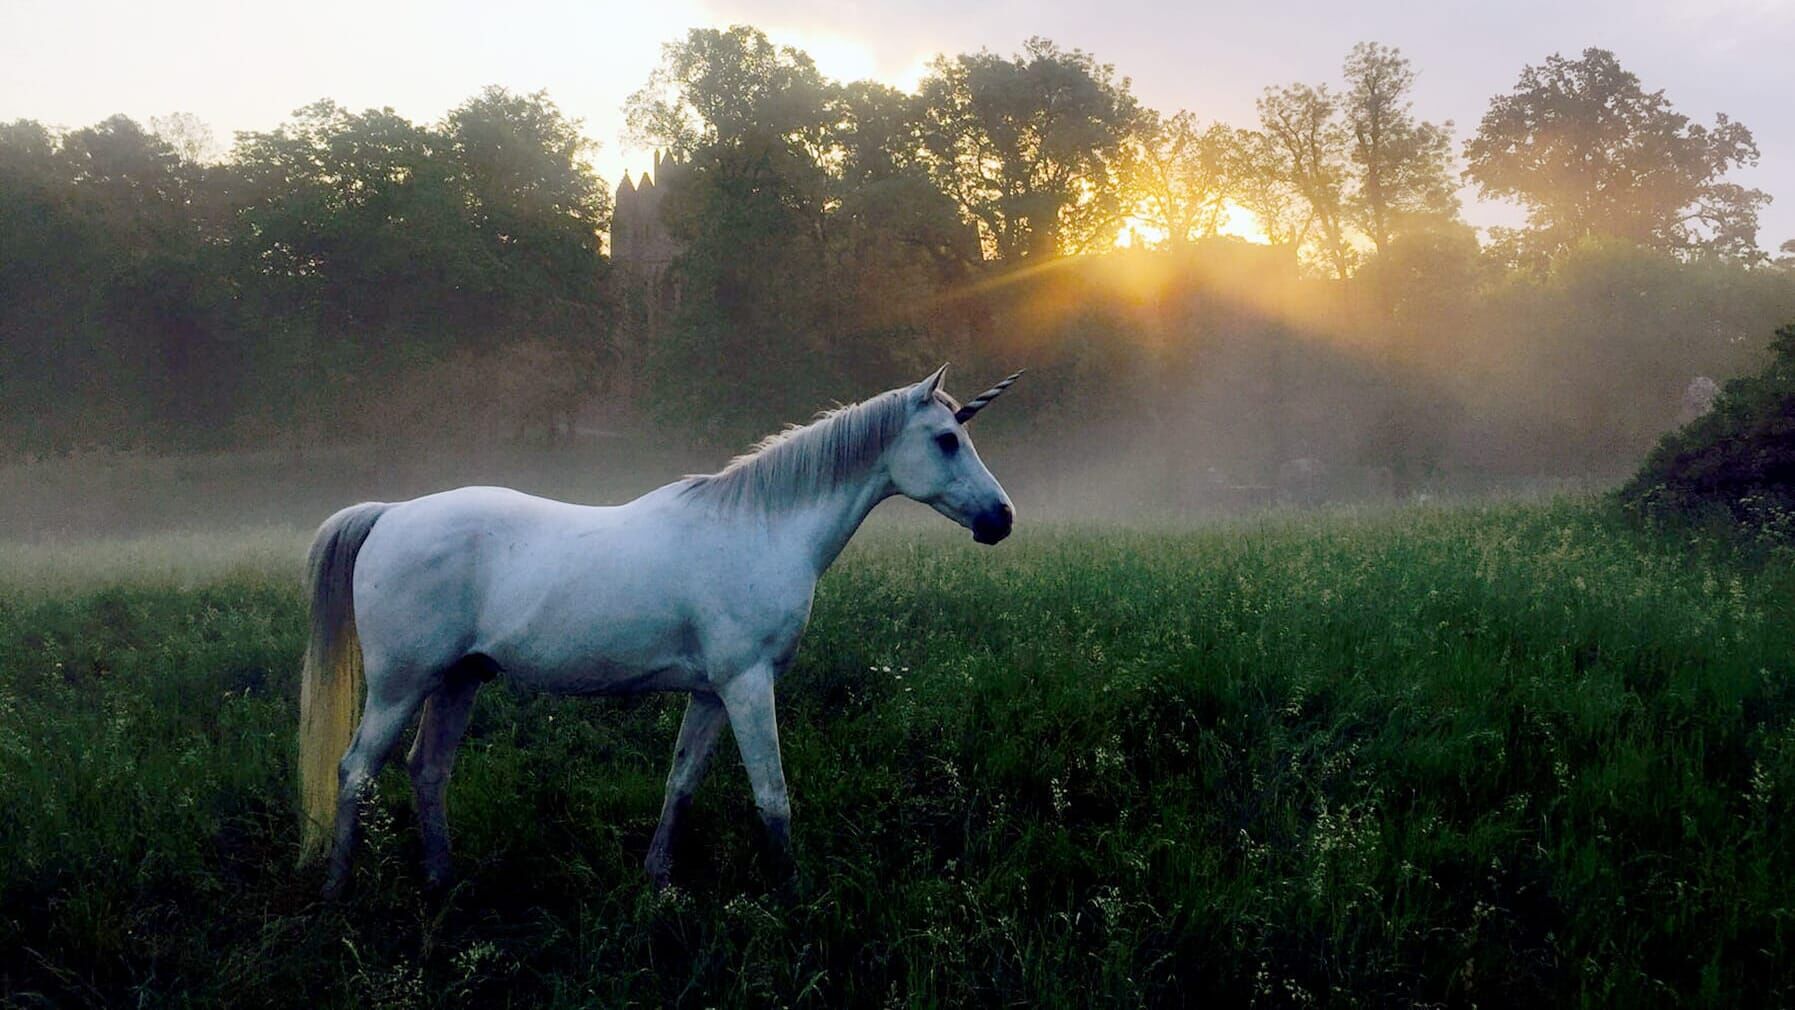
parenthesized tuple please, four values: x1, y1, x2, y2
(886, 365, 1022, 545)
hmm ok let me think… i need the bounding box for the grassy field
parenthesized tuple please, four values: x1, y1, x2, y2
(4, 501, 1795, 1007)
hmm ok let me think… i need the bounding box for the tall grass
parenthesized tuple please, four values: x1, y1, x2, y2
(3, 500, 1794, 1006)
(0, 526, 308, 595)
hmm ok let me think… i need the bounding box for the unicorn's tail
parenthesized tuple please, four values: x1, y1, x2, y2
(296, 501, 389, 864)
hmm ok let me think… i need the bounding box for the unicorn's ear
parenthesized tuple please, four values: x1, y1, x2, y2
(913, 363, 949, 402)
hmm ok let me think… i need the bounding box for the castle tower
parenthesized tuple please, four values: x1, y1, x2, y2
(611, 150, 682, 278)
(607, 152, 686, 411)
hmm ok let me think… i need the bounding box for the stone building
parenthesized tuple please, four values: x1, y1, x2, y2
(607, 152, 685, 409)
(611, 151, 684, 319)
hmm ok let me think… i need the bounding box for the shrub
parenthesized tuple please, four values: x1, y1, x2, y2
(1621, 322, 1795, 528)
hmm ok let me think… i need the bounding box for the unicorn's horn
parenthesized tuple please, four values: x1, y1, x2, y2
(954, 369, 1025, 424)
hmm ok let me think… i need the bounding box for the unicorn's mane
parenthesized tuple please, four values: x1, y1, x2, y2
(680, 387, 946, 512)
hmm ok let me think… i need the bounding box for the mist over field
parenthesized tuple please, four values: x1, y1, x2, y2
(4, 28, 1794, 541)
(8, 10, 1795, 1008)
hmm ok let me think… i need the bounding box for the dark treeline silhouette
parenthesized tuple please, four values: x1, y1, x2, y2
(4, 30, 1794, 507)
(0, 90, 611, 452)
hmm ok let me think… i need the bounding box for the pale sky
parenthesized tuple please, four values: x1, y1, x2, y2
(3, 0, 1792, 247)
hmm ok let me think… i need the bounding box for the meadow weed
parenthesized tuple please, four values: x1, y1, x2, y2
(3, 499, 1794, 1006)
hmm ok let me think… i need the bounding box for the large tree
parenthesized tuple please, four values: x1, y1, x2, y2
(149, 112, 217, 165)
(1341, 42, 1457, 256)
(1227, 129, 1310, 250)
(223, 95, 612, 439)
(916, 38, 1138, 262)
(826, 80, 978, 284)
(1126, 110, 1240, 248)
(1465, 47, 1767, 260)
(0, 115, 232, 443)
(444, 87, 610, 310)
(229, 101, 474, 349)
(623, 25, 835, 259)
(1255, 82, 1353, 278)
(624, 25, 834, 163)
(1, 120, 107, 445)
(623, 27, 870, 431)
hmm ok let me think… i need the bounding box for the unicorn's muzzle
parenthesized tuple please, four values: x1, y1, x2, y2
(971, 502, 1013, 545)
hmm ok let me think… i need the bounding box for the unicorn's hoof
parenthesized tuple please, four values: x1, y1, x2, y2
(645, 853, 673, 891)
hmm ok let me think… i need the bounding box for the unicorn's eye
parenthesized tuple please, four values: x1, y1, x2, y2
(935, 432, 960, 455)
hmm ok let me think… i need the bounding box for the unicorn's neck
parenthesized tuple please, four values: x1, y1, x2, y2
(772, 463, 896, 576)
(679, 392, 909, 573)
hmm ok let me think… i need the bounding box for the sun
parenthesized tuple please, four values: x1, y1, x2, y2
(763, 26, 879, 85)
(890, 56, 934, 94)
(1114, 216, 1170, 249)
(1215, 201, 1269, 244)
(1112, 200, 1271, 249)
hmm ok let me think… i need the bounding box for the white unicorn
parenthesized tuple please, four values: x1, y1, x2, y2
(297, 366, 1023, 896)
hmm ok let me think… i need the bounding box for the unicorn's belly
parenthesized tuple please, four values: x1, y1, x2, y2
(497, 653, 710, 696)
(478, 605, 711, 697)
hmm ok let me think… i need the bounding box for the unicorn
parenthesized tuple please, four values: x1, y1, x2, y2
(297, 366, 1023, 896)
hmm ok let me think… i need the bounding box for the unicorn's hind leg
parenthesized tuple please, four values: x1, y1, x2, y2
(322, 670, 429, 899)
(645, 692, 727, 889)
(406, 660, 485, 891)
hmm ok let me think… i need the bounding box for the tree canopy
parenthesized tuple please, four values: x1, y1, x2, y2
(0, 88, 610, 451)
(916, 38, 1139, 261)
(1342, 42, 1457, 255)
(1126, 110, 1240, 248)
(1466, 47, 1768, 261)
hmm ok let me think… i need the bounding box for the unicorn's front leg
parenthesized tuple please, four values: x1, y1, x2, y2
(645, 692, 728, 888)
(718, 664, 794, 872)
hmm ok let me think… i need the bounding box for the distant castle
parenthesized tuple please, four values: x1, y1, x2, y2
(611, 150, 684, 293)
(605, 152, 685, 410)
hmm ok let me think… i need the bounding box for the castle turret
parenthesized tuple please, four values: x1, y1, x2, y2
(607, 151, 686, 412)
(611, 151, 681, 275)
(612, 173, 637, 260)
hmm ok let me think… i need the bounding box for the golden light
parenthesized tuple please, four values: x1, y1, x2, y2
(890, 56, 934, 95)
(1215, 200, 1269, 245)
(1112, 200, 1270, 249)
(764, 26, 880, 83)
(1114, 216, 1170, 249)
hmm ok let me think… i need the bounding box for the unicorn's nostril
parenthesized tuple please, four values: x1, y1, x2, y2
(972, 503, 1013, 545)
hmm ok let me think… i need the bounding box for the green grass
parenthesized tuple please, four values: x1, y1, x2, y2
(4, 500, 1795, 1007)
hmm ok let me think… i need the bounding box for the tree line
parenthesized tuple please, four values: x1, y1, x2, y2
(0, 89, 610, 452)
(3, 29, 1792, 497)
